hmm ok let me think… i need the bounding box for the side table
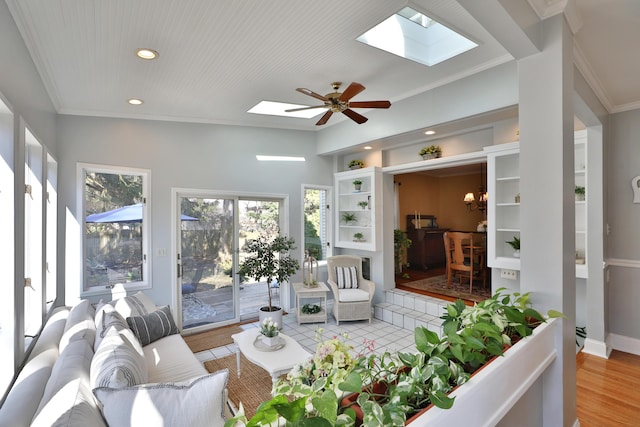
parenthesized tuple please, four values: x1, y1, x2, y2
(293, 282, 329, 325)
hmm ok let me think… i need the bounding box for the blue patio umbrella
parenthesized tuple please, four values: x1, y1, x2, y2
(86, 203, 198, 223)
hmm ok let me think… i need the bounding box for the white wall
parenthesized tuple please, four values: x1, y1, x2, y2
(57, 115, 333, 306)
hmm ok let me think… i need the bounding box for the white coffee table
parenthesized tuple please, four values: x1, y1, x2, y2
(231, 329, 312, 386)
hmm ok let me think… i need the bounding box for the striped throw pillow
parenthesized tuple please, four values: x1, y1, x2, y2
(90, 326, 148, 389)
(335, 266, 358, 289)
(126, 306, 179, 346)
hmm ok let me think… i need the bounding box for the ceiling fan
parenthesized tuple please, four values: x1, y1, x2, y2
(286, 82, 391, 125)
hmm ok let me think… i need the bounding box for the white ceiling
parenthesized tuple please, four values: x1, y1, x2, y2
(5, 0, 639, 131)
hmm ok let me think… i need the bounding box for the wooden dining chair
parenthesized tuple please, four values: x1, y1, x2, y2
(443, 231, 486, 293)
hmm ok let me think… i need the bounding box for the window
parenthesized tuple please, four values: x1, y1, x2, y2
(81, 164, 149, 293)
(46, 153, 57, 307)
(303, 186, 331, 262)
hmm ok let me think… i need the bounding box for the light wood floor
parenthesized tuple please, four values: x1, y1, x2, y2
(577, 350, 640, 426)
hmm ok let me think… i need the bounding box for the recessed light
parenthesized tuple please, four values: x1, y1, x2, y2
(425, 130, 436, 135)
(128, 98, 143, 105)
(135, 48, 159, 60)
(364, 146, 372, 150)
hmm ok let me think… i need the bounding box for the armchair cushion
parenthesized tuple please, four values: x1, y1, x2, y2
(335, 266, 358, 289)
(336, 288, 370, 303)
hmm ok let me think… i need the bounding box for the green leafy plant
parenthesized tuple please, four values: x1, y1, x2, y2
(357, 200, 368, 209)
(238, 235, 300, 311)
(506, 236, 520, 250)
(575, 186, 585, 196)
(393, 229, 412, 274)
(259, 317, 279, 338)
(341, 212, 357, 224)
(301, 304, 321, 314)
(352, 179, 362, 186)
(419, 145, 442, 157)
(353, 232, 364, 241)
(348, 160, 364, 168)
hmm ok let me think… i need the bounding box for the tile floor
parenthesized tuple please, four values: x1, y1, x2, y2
(193, 306, 417, 364)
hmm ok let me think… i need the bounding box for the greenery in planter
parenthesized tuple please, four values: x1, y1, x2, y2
(357, 200, 369, 209)
(348, 160, 364, 168)
(238, 235, 299, 312)
(393, 229, 412, 274)
(301, 304, 321, 315)
(341, 212, 357, 224)
(506, 236, 520, 251)
(352, 179, 363, 185)
(353, 232, 364, 242)
(419, 145, 442, 157)
(226, 290, 563, 427)
(575, 186, 586, 200)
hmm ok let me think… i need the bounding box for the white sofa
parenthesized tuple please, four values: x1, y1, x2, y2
(0, 292, 230, 427)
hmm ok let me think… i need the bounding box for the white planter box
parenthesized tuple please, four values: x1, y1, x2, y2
(411, 318, 558, 426)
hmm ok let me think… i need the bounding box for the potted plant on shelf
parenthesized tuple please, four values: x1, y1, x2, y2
(238, 235, 300, 326)
(394, 229, 412, 274)
(348, 159, 364, 170)
(341, 212, 357, 225)
(419, 145, 442, 160)
(353, 232, 365, 242)
(358, 200, 369, 209)
(575, 185, 586, 201)
(353, 179, 363, 191)
(506, 235, 520, 258)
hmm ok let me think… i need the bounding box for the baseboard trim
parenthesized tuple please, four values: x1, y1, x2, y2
(608, 333, 640, 356)
(581, 338, 612, 359)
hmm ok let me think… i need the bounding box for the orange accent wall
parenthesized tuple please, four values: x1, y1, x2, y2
(396, 172, 485, 232)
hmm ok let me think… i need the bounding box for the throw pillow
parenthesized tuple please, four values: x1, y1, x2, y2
(94, 370, 229, 427)
(126, 305, 179, 346)
(90, 326, 147, 389)
(335, 266, 358, 289)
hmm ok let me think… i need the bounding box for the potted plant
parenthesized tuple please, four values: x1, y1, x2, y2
(238, 235, 300, 325)
(506, 235, 520, 258)
(353, 179, 363, 191)
(348, 159, 364, 170)
(258, 317, 279, 347)
(341, 212, 357, 224)
(358, 200, 369, 210)
(394, 229, 412, 274)
(353, 232, 365, 242)
(575, 185, 586, 201)
(419, 145, 442, 160)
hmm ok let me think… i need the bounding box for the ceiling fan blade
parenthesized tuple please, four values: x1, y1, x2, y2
(339, 82, 366, 102)
(349, 100, 391, 109)
(315, 110, 333, 126)
(296, 88, 328, 102)
(342, 108, 368, 124)
(285, 105, 327, 112)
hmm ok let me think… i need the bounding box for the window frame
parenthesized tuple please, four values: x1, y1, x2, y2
(301, 184, 332, 267)
(78, 163, 151, 296)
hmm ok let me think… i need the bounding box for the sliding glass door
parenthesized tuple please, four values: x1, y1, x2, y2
(176, 192, 284, 332)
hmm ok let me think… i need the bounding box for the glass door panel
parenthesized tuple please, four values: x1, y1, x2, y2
(179, 196, 237, 330)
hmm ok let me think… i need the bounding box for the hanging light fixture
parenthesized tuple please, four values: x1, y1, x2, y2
(464, 163, 488, 213)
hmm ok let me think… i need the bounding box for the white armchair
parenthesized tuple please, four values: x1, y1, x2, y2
(327, 255, 375, 325)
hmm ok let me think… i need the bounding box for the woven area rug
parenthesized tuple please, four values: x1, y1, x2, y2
(183, 324, 243, 353)
(399, 274, 491, 303)
(205, 354, 278, 419)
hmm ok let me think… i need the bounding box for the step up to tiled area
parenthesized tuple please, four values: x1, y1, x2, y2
(374, 289, 450, 338)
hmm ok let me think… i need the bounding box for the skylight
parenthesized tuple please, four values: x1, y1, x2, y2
(356, 7, 478, 67)
(248, 101, 323, 119)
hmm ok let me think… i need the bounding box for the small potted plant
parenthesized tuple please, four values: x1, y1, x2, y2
(353, 179, 362, 191)
(575, 186, 586, 201)
(506, 235, 520, 258)
(341, 212, 357, 224)
(353, 232, 365, 242)
(419, 145, 442, 160)
(357, 200, 368, 210)
(259, 317, 279, 347)
(348, 159, 364, 170)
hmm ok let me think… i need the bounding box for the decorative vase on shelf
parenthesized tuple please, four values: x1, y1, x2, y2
(513, 250, 520, 258)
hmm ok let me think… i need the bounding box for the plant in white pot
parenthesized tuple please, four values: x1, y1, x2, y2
(238, 235, 300, 326)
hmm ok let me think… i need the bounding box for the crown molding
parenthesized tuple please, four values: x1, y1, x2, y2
(573, 42, 613, 113)
(527, 0, 582, 33)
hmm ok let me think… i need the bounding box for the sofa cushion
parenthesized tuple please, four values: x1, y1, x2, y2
(143, 334, 207, 384)
(126, 305, 179, 346)
(90, 326, 148, 389)
(335, 266, 359, 289)
(31, 379, 106, 427)
(94, 370, 229, 427)
(60, 299, 96, 352)
(35, 339, 94, 417)
(337, 288, 370, 302)
(95, 307, 141, 351)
